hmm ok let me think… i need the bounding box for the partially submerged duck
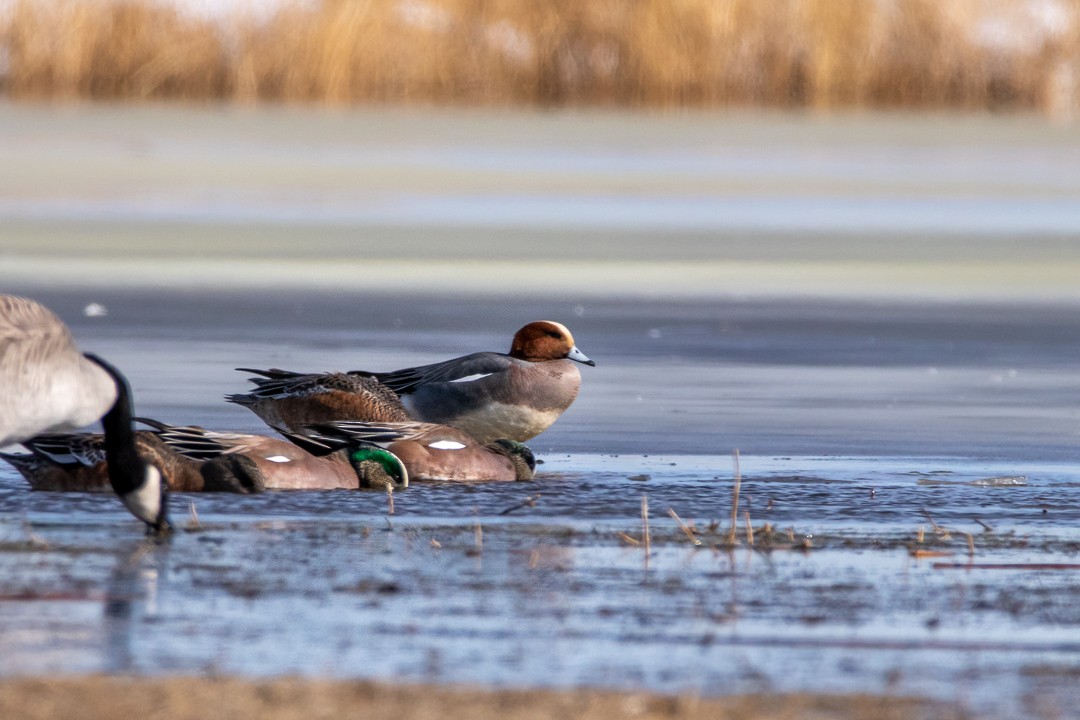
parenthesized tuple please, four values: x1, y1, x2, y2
(294, 421, 536, 482)
(147, 420, 408, 491)
(4, 419, 408, 493)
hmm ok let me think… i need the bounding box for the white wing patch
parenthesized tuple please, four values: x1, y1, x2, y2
(265, 455, 292, 463)
(428, 440, 466, 450)
(449, 373, 493, 383)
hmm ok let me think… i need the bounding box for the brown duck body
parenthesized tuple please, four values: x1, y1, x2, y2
(198, 434, 394, 490)
(2, 432, 245, 493)
(226, 371, 408, 432)
(5, 424, 407, 493)
(297, 422, 536, 482)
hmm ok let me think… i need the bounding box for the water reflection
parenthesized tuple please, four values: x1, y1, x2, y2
(103, 540, 169, 674)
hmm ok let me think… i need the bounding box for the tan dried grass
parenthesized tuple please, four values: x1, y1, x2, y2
(1, 0, 1077, 113)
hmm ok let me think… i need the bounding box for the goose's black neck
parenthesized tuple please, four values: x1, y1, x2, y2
(83, 353, 170, 534)
(84, 353, 141, 496)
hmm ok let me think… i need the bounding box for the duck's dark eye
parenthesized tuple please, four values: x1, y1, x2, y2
(547, 331, 562, 339)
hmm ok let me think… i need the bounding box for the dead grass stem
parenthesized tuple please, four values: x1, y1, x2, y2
(727, 449, 741, 547)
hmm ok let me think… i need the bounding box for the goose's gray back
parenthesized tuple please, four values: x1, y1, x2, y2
(0, 294, 117, 447)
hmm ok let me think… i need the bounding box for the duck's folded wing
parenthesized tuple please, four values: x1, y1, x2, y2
(136, 417, 246, 460)
(362, 352, 512, 394)
(297, 420, 433, 449)
(23, 433, 105, 466)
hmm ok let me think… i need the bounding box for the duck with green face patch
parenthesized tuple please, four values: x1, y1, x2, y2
(295, 421, 536, 482)
(4, 419, 408, 493)
(151, 421, 409, 491)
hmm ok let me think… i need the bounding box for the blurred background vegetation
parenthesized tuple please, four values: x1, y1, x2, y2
(2, 0, 1078, 114)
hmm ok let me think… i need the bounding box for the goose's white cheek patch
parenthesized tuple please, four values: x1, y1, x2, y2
(265, 455, 292, 463)
(428, 440, 466, 451)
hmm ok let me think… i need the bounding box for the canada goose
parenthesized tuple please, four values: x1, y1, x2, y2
(0, 294, 169, 534)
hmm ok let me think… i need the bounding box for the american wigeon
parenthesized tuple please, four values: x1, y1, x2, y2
(4, 430, 226, 493)
(295, 421, 537, 482)
(0, 293, 169, 534)
(4, 420, 408, 493)
(232, 320, 594, 444)
(149, 420, 409, 491)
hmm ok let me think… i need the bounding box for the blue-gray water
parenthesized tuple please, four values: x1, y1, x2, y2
(2, 106, 1080, 719)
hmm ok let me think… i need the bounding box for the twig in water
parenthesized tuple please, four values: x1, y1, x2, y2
(916, 526, 925, 543)
(186, 500, 201, 530)
(618, 531, 642, 547)
(499, 494, 541, 516)
(727, 449, 741, 546)
(966, 532, 975, 557)
(920, 508, 942, 533)
(973, 516, 994, 532)
(744, 511, 754, 546)
(386, 484, 395, 515)
(21, 515, 48, 549)
(430, 538, 442, 549)
(667, 507, 701, 546)
(464, 507, 482, 556)
(641, 495, 651, 567)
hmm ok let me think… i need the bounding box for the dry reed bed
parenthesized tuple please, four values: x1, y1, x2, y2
(2, 0, 1079, 111)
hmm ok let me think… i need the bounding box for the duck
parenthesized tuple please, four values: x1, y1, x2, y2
(148, 420, 409, 491)
(3, 419, 409, 492)
(2, 429, 215, 493)
(226, 370, 406, 433)
(228, 362, 538, 481)
(295, 420, 537, 482)
(231, 320, 594, 444)
(0, 294, 169, 534)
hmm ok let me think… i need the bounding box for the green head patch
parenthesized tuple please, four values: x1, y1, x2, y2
(348, 446, 408, 489)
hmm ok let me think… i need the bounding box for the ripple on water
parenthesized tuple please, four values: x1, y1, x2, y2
(1, 454, 1080, 719)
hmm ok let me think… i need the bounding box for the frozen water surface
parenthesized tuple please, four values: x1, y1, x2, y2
(1, 106, 1080, 718)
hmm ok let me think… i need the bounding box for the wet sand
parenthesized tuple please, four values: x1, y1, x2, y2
(0, 677, 966, 720)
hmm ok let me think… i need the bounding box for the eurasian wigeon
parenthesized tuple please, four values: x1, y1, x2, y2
(0, 294, 168, 533)
(231, 320, 594, 444)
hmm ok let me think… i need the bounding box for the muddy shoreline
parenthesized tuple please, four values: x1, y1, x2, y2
(0, 676, 968, 720)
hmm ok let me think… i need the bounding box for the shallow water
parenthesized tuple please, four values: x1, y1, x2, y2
(2, 107, 1080, 718)
(2, 454, 1080, 720)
